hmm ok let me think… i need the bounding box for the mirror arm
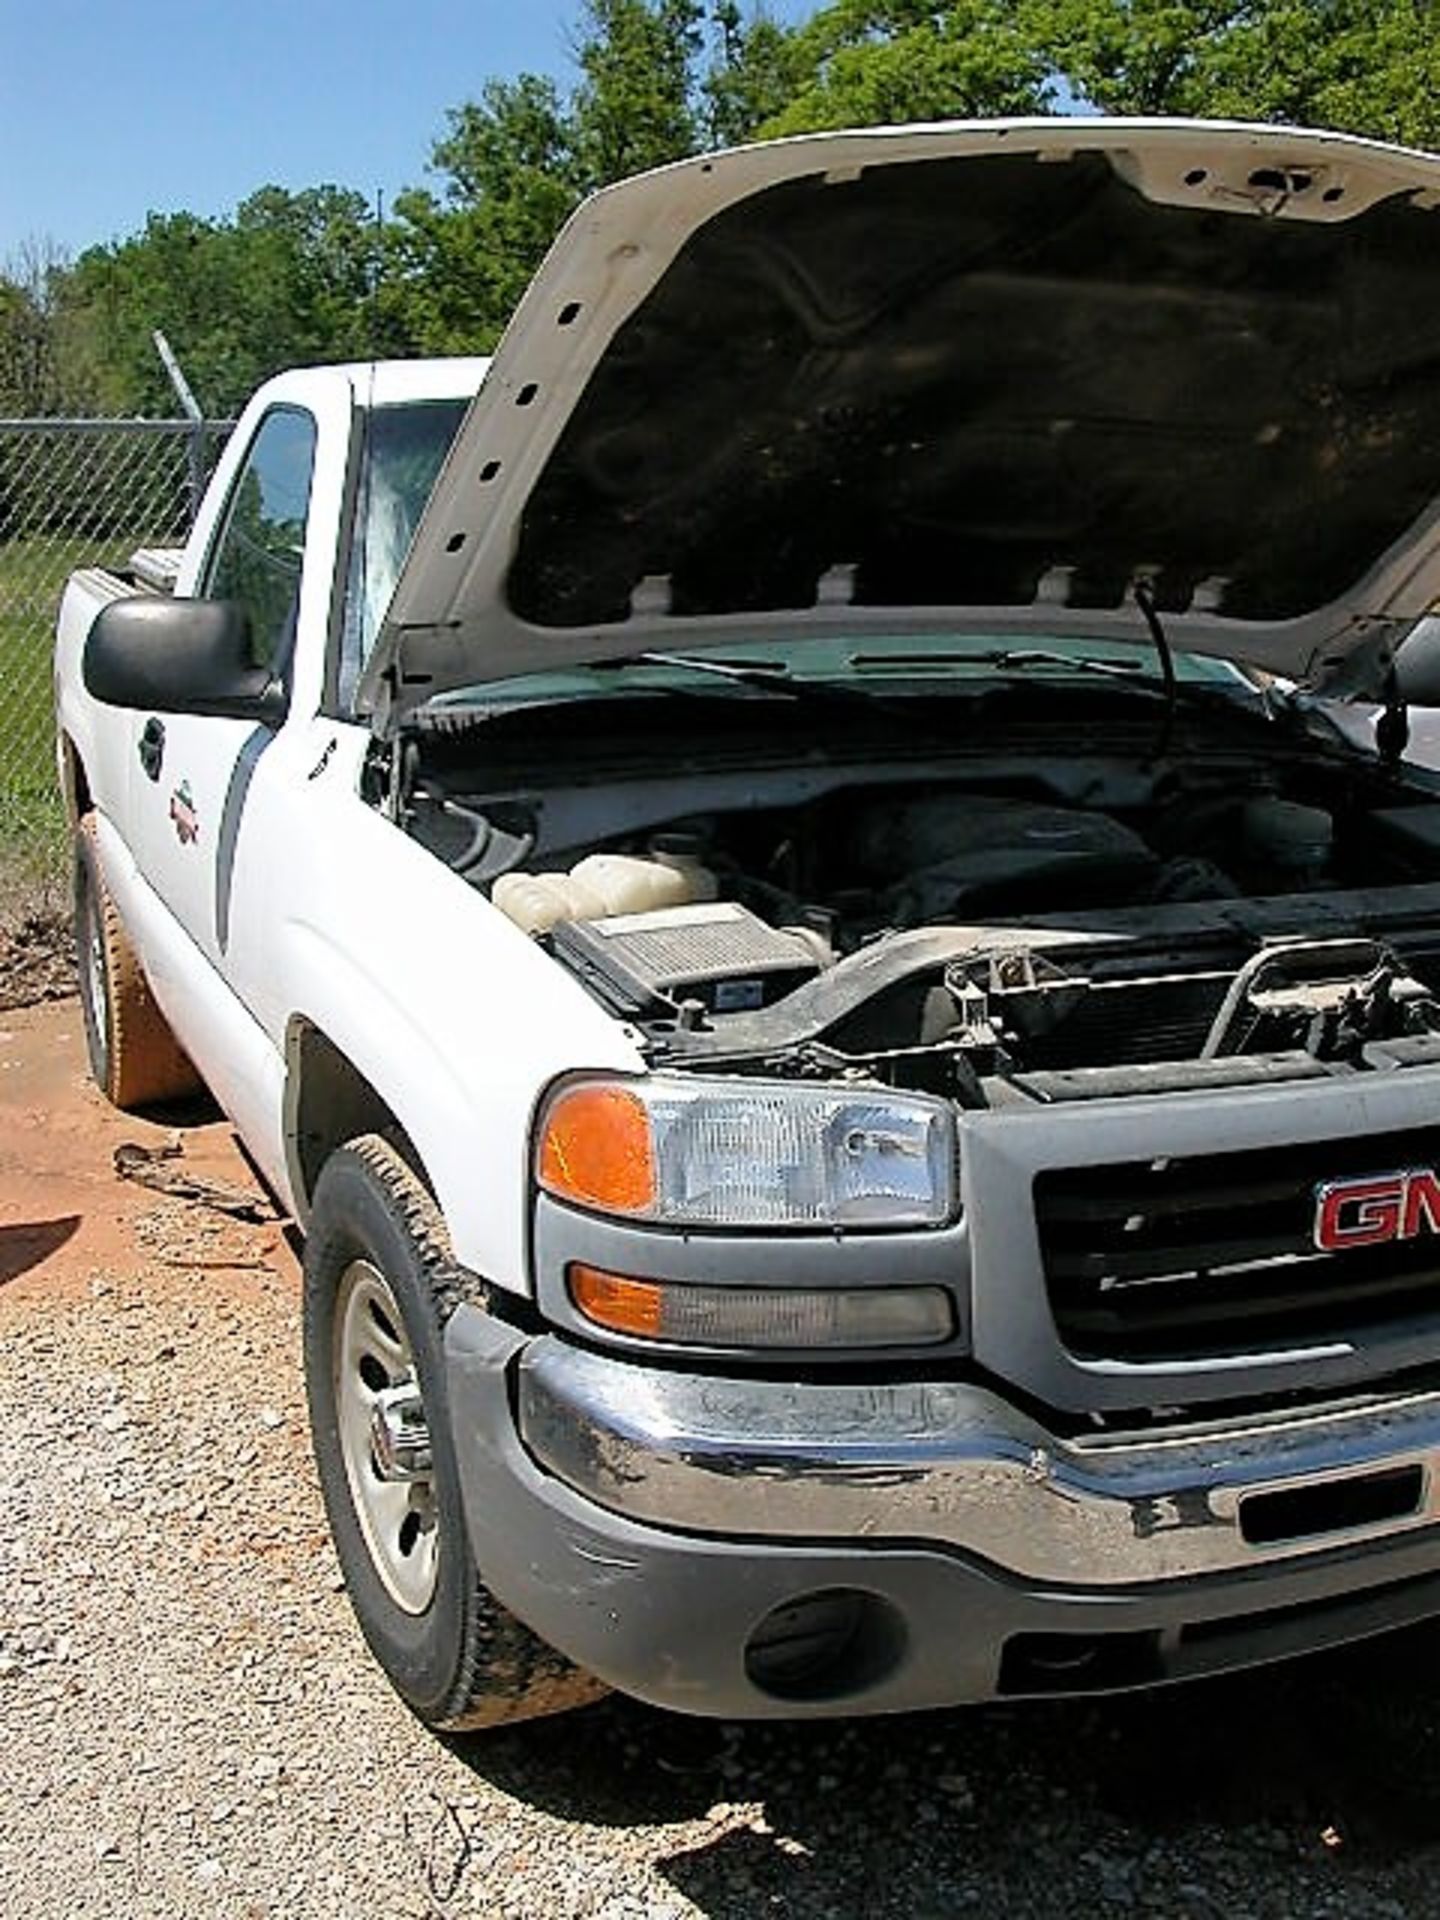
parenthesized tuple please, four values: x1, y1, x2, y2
(250, 677, 287, 726)
(1376, 665, 1410, 766)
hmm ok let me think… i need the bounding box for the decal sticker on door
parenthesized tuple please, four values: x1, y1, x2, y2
(169, 780, 200, 845)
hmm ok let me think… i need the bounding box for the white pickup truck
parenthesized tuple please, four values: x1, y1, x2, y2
(54, 117, 1440, 1731)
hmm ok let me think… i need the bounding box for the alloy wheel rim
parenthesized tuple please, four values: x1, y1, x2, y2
(334, 1259, 439, 1614)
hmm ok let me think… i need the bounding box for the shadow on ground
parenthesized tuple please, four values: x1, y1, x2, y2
(0, 1214, 79, 1283)
(438, 1620, 1440, 1915)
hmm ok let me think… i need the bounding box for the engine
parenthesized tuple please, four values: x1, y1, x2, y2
(401, 739, 1440, 1104)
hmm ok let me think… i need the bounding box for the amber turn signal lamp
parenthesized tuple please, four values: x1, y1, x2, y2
(568, 1264, 666, 1338)
(567, 1264, 956, 1349)
(536, 1083, 656, 1215)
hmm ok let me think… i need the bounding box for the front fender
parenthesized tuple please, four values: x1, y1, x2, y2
(276, 904, 643, 1296)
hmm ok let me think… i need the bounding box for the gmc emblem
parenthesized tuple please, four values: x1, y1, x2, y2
(1314, 1169, 1440, 1251)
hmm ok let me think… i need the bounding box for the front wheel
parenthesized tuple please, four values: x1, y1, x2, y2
(302, 1133, 606, 1729)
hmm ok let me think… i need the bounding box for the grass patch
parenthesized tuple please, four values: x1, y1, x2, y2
(0, 535, 97, 827)
(1, 420, 215, 835)
(0, 425, 217, 979)
(0, 799, 68, 910)
(0, 532, 167, 848)
(0, 538, 88, 1002)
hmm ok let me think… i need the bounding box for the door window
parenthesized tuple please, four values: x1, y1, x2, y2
(204, 407, 317, 673)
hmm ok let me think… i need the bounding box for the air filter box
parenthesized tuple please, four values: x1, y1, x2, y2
(550, 902, 822, 1018)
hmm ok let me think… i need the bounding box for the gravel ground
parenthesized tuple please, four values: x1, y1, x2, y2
(8, 998, 1440, 1918)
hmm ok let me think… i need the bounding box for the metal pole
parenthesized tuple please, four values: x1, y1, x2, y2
(152, 330, 202, 421)
(152, 330, 207, 520)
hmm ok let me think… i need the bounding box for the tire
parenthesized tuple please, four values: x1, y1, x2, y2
(73, 814, 201, 1110)
(302, 1133, 607, 1730)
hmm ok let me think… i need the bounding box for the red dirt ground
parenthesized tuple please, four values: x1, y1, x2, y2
(0, 996, 295, 1310)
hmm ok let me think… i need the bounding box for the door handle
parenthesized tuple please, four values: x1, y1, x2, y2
(138, 717, 165, 782)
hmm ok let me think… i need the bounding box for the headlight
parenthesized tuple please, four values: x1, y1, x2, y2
(536, 1075, 957, 1230)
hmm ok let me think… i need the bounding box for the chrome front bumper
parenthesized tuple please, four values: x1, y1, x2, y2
(444, 1308, 1440, 1713)
(517, 1340, 1440, 1585)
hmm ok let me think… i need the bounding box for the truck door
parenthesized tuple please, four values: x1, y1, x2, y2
(123, 404, 320, 969)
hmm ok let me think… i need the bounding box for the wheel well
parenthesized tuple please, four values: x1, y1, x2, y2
(286, 1022, 425, 1216)
(60, 736, 91, 828)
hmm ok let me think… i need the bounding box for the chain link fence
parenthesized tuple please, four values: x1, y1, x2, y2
(0, 418, 233, 854)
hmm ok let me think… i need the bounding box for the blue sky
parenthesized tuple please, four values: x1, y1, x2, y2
(0, 0, 809, 263)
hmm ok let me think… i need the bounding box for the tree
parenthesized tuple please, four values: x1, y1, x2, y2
(52, 187, 388, 416)
(710, 0, 1440, 145)
(705, 3, 811, 143)
(570, 0, 708, 182)
(0, 236, 77, 415)
(0, 279, 50, 415)
(736, 0, 1058, 135)
(385, 75, 584, 354)
(1038, 0, 1440, 147)
(233, 186, 387, 363)
(30, 0, 1440, 416)
(387, 1, 723, 355)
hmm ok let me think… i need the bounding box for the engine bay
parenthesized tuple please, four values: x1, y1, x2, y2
(396, 692, 1440, 1106)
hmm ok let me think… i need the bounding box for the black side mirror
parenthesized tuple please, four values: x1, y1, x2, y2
(84, 596, 286, 724)
(1392, 618, 1440, 709)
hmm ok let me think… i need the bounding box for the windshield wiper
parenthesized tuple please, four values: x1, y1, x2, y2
(597, 626, 1228, 755)
(966, 592, 1181, 756)
(614, 650, 935, 729)
(625, 651, 798, 693)
(852, 646, 1157, 682)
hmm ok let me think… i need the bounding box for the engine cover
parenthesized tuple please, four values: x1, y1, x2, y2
(860, 795, 1159, 920)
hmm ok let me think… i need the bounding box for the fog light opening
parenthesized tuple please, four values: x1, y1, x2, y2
(744, 1588, 905, 1702)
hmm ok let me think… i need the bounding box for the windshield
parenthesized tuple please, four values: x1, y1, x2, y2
(426, 629, 1255, 714)
(339, 398, 468, 708)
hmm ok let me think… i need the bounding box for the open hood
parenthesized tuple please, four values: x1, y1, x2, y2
(360, 118, 1440, 730)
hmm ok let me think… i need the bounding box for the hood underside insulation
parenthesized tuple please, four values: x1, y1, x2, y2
(508, 150, 1440, 632)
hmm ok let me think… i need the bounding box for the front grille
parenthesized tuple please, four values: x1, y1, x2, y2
(1035, 1127, 1440, 1360)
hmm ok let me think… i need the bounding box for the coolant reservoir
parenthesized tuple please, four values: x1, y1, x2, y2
(572, 850, 717, 915)
(490, 870, 609, 935)
(649, 836, 719, 903)
(493, 848, 717, 933)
